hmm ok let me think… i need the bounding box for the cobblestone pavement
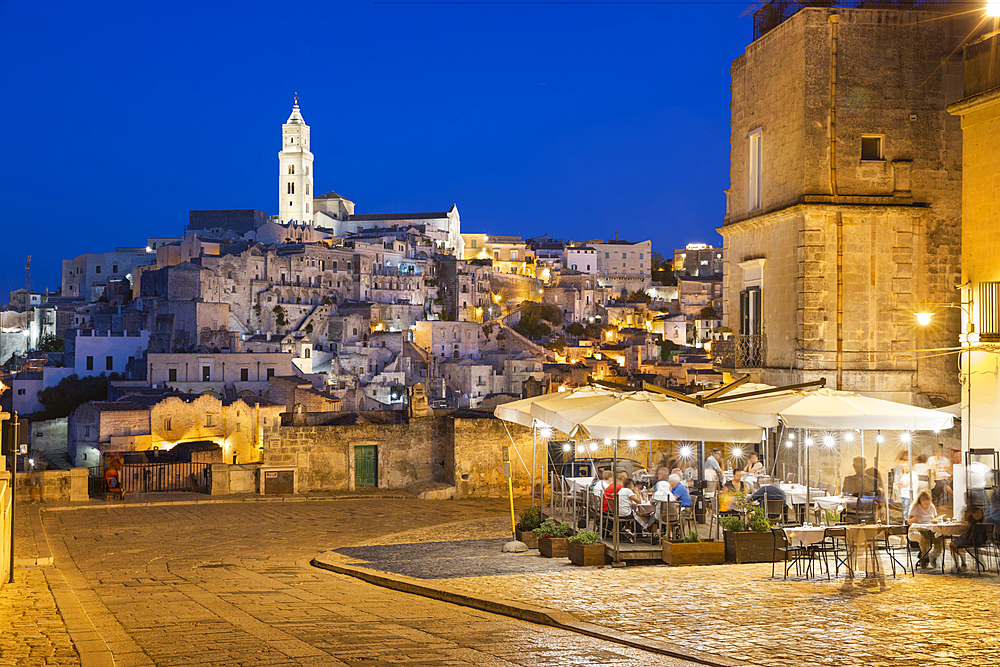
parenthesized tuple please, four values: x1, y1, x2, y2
(24, 498, 696, 666)
(446, 559, 1000, 667)
(0, 503, 80, 667)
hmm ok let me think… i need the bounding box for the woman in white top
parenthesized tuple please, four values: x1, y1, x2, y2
(743, 452, 764, 474)
(907, 489, 942, 568)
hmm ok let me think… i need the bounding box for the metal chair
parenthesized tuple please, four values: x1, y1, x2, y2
(771, 527, 809, 579)
(957, 523, 996, 574)
(878, 525, 913, 578)
(765, 498, 787, 526)
(813, 526, 848, 578)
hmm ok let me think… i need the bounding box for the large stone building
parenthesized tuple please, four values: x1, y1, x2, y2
(717, 2, 972, 406)
(947, 28, 1000, 454)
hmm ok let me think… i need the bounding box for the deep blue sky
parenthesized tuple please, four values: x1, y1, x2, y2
(0, 1, 755, 293)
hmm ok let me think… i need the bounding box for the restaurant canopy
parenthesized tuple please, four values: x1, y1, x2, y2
(494, 388, 765, 443)
(705, 387, 955, 432)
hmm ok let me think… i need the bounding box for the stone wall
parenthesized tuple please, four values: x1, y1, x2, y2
(262, 415, 535, 497)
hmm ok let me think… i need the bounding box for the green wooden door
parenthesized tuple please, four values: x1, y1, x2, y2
(354, 446, 377, 488)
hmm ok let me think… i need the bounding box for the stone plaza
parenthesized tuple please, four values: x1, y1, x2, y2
(2, 495, 999, 666)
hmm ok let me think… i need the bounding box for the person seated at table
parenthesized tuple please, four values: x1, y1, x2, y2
(949, 494, 985, 573)
(907, 489, 942, 569)
(650, 467, 671, 496)
(986, 488, 1000, 532)
(601, 473, 625, 512)
(591, 470, 613, 499)
(668, 474, 692, 509)
(723, 469, 751, 494)
(743, 452, 763, 474)
(843, 456, 879, 497)
(750, 483, 786, 518)
(892, 452, 911, 519)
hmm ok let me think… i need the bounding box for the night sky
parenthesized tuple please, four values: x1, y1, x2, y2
(0, 1, 755, 292)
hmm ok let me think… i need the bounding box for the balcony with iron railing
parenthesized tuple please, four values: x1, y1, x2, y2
(712, 334, 767, 369)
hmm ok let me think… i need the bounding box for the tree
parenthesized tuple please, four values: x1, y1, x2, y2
(33, 373, 121, 421)
(699, 306, 719, 319)
(37, 334, 65, 353)
(628, 290, 652, 304)
(659, 339, 678, 361)
(273, 306, 288, 327)
(543, 335, 566, 354)
(566, 322, 585, 337)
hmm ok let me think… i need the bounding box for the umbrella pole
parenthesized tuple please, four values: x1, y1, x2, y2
(530, 422, 537, 508)
(874, 432, 881, 523)
(805, 429, 810, 514)
(613, 439, 620, 564)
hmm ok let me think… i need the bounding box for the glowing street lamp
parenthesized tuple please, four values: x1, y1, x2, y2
(988, 0, 1000, 17)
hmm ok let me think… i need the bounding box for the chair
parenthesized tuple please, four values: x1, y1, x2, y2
(878, 525, 913, 578)
(813, 526, 848, 578)
(765, 498, 787, 526)
(785, 473, 796, 484)
(958, 523, 996, 574)
(771, 527, 809, 579)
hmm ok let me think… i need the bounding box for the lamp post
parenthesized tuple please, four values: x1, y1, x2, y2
(914, 291, 973, 455)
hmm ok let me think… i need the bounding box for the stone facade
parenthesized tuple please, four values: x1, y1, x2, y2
(947, 30, 1000, 453)
(720, 6, 969, 406)
(262, 415, 535, 497)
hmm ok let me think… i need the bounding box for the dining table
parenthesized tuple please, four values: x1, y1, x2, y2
(840, 524, 888, 586)
(909, 521, 966, 573)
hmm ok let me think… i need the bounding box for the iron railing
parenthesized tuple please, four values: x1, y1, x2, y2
(89, 461, 212, 497)
(713, 334, 767, 369)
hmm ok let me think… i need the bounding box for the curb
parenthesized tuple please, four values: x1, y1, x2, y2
(312, 551, 745, 667)
(40, 493, 413, 512)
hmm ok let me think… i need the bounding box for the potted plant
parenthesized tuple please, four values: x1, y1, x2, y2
(532, 518, 573, 558)
(662, 529, 725, 566)
(567, 531, 606, 566)
(721, 492, 775, 563)
(516, 507, 542, 548)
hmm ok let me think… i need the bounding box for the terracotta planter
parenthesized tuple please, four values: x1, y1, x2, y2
(724, 530, 776, 564)
(662, 539, 725, 566)
(568, 542, 607, 566)
(516, 530, 539, 549)
(538, 536, 569, 558)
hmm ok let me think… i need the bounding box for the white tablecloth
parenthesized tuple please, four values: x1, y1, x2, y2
(910, 522, 964, 537)
(784, 525, 828, 546)
(779, 484, 828, 508)
(813, 495, 858, 512)
(565, 476, 594, 493)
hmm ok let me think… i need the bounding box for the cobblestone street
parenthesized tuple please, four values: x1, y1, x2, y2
(5, 498, 694, 666)
(445, 556, 1000, 667)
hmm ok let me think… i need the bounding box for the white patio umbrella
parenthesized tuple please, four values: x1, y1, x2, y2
(705, 387, 955, 512)
(493, 385, 615, 430)
(571, 391, 765, 443)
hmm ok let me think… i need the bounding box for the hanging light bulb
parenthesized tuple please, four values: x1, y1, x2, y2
(823, 435, 835, 448)
(805, 437, 814, 447)
(899, 431, 911, 444)
(562, 443, 572, 452)
(843, 431, 855, 443)
(876, 433, 885, 444)
(731, 446, 743, 460)
(679, 445, 693, 459)
(589, 442, 598, 453)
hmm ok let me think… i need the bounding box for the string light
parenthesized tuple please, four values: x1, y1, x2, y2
(843, 431, 855, 443)
(627, 440, 638, 449)
(562, 443, 572, 452)
(823, 435, 835, 448)
(876, 433, 885, 444)
(805, 437, 814, 447)
(538, 425, 553, 439)
(731, 446, 744, 460)
(679, 445, 693, 459)
(589, 442, 599, 453)
(899, 432, 911, 444)
(604, 438, 612, 446)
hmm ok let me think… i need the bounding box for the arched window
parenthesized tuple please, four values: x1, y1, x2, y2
(287, 182, 295, 195)
(288, 165, 295, 175)
(305, 183, 310, 195)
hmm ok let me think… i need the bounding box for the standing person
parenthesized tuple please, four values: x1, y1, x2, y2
(908, 489, 942, 569)
(27, 458, 47, 503)
(892, 452, 911, 520)
(928, 445, 953, 504)
(705, 448, 724, 483)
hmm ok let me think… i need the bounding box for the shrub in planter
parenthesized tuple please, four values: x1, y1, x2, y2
(533, 518, 573, 558)
(722, 504, 776, 564)
(516, 507, 542, 548)
(567, 531, 606, 566)
(662, 538, 725, 566)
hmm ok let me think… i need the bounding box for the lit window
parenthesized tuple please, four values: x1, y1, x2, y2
(748, 128, 762, 211)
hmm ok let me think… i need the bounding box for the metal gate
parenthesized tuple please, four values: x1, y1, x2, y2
(354, 445, 377, 487)
(89, 462, 212, 496)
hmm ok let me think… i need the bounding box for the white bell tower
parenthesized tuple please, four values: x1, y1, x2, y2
(278, 94, 314, 225)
